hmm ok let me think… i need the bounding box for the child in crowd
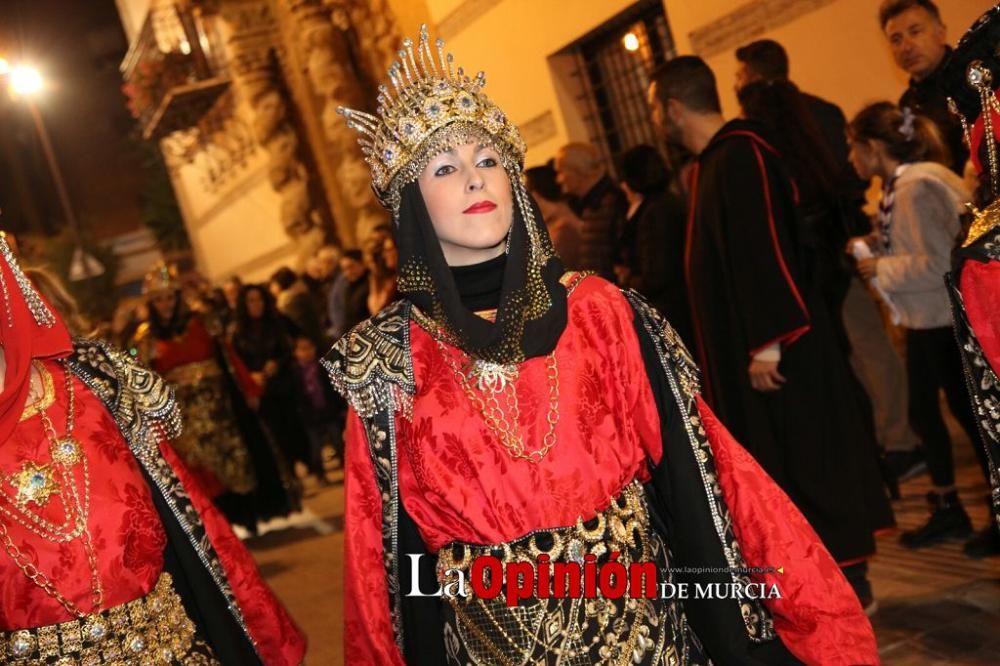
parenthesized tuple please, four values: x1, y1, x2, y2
(848, 101, 994, 557)
(292, 334, 344, 482)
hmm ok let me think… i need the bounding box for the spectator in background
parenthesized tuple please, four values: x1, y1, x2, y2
(554, 142, 626, 280)
(270, 266, 327, 349)
(880, 0, 966, 175)
(316, 244, 342, 273)
(221, 275, 243, 330)
(737, 79, 850, 345)
(736, 38, 924, 478)
(649, 56, 894, 609)
(327, 249, 370, 341)
(617, 144, 692, 348)
(364, 235, 398, 315)
(291, 334, 343, 482)
(525, 163, 583, 270)
(303, 255, 335, 326)
(230, 284, 311, 494)
(848, 102, 994, 555)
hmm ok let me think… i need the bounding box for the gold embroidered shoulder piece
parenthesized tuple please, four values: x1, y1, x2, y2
(67, 339, 182, 450)
(321, 300, 416, 419)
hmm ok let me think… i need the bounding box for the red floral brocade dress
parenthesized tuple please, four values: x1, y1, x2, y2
(341, 276, 880, 665)
(0, 360, 305, 664)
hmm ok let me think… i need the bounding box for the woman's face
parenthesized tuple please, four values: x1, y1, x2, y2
(151, 291, 177, 320)
(268, 281, 282, 301)
(382, 237, 398, 271)
(417, 142, 513, 266)
(245, 289, 265, 319)
(848, 138, 880, 181)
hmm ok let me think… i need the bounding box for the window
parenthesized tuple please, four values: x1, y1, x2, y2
(563, 0, 675, 175)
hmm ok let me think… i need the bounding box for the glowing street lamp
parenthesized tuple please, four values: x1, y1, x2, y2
(2, 62, 104, 279)
(622, 33, 640, 52)
(10, 64, 43, 96)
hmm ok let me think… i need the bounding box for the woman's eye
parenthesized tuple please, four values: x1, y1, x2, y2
(477, 157, 498, 168)
(434, 164, 456, 177)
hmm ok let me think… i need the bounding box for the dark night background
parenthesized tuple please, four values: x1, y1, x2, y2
(0, 0, 145, 242)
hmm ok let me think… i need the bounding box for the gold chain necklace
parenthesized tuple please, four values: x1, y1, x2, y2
(431, 335, 560, 464)
(0, 361, 104, 618)
(0, 363, 88, 541)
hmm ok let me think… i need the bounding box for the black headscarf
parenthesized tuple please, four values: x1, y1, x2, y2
(395, 173, 567, 365)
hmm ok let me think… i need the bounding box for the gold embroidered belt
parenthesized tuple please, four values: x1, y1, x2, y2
(164, 360, 222, 387)
(0, 572, 214, 665)
(436, 481, 708, 665)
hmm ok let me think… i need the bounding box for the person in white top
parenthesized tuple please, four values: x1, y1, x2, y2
(848, 101, 994, 556)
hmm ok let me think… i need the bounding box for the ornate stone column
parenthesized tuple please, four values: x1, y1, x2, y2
(287, 0, 404, 246)
(217, 0, 325, 256)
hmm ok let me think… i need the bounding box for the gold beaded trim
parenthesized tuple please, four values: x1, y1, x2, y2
(19, 362, 56, 422)
(964, 198, 1000, 247)
(437, 480, 650, 580)
(0, 572, 205, 664)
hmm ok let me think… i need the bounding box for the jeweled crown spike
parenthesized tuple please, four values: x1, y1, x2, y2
(336, 24, 526, 211)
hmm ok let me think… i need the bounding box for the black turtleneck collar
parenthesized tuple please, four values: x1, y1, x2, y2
(450, 252, 507, 312)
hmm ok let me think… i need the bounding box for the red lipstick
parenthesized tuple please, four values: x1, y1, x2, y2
(463, 201, 497, 214)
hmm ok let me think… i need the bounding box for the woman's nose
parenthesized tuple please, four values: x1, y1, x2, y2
(466, 173, 484, 192)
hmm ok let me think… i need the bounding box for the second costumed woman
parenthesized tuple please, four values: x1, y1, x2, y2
(328, 26, 880, 665)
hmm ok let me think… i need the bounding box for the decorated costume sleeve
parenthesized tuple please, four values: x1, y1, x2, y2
(342, 410, 407, 665)
(699, 396, 879, 665)
(158, 441, 307, 665)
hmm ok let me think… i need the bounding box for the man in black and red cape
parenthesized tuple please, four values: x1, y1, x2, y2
(648, 56, 894, 610)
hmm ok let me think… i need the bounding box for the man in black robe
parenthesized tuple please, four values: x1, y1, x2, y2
(734, 38, 926, 487)
(648, 56, 894, 609)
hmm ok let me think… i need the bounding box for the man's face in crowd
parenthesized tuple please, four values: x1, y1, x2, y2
(222, 280, 240, 308)
(733, 62, 761, 94)
(339, 257, 365, 282)
(647, 82, 683, 146)
(884, 7, 947, 81)
(553, 151, 586, 198)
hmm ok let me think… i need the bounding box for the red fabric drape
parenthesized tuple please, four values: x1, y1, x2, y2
(0, 236, 73, 446)
(699, 395, 880, 665)
(961, 260, 1000, 373)
(0, 363, 166, 629)
(160, 441, 307, 665)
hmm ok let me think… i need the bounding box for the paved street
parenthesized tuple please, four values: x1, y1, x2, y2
(249, 466, 345, 666)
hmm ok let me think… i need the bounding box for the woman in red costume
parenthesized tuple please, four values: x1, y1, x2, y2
(0, 231, 306, 664)
(942, 5, 1000, 558)
(134, 265, 301, 532)
(327, 26, 879, 665)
